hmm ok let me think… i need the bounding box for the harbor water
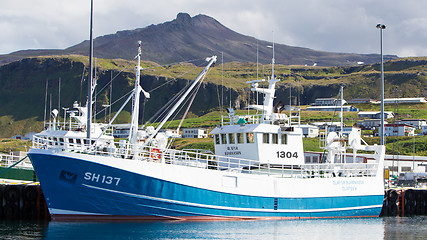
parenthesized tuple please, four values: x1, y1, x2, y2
(1, 217, 426, 239)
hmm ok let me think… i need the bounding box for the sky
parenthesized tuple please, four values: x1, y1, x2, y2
(1, 0, 427, 57)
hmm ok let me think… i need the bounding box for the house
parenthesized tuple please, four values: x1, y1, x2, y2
(385, 124, 415, 137)
(355, 119, 388, 130)
(357, 111, 394, 119)
(306, 105, 358, 112)
(394, 119, 426, 129)
(300, 125, 319, 138)
(11, 135, 24, 140)
(11, 132, 37, 140)
(312, 98, 346, 106)
(181, 128, 208, 138)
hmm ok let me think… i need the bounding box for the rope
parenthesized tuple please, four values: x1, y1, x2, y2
(0, 155, 29, 176)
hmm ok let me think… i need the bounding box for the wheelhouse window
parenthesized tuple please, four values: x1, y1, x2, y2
(272, 134, 278, 144)
(221, 133, 227, 144)
(237, 133, 244, 144)
(263, 133, 269, 144)
(246, 133, 254, 143)
(215, 134, 220, 144)
(69, 138, 74, 144)
(281, 134, 287, 145)
(228, 133, 235, 144)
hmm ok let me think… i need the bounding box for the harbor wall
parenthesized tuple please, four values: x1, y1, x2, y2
(380, 189, 427, 217)
(0, 184, 50, 221)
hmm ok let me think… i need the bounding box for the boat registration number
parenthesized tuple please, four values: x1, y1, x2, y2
(84, 172, 121, 186)
(276, 151, 298, 158)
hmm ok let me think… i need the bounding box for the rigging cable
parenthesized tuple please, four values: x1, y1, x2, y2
(176, 78, 204, 131)
(93, 90, 133, 119)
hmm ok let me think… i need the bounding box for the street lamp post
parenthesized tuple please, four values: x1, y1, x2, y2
(376, 24, 386, 145)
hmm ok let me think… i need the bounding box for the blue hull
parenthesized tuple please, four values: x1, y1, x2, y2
(28, 152, 383, 221)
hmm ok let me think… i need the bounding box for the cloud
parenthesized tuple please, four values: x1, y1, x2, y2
(1, 0, 427, 57)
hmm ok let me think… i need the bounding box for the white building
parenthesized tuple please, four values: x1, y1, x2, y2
(313, 98, 347, 106)
(300, 125, 319, 138)
(181, 128, 208, 138)
(394, 119, 426, 129)
(355, 119, 388, 130)
(347, 98, 379, 104)
(311, 121, 342, 130)
(159, 129, 181, 138)
(381, 97, 427, 104)
(306, 105, 358, 112)
(383, 155, 427, 175)
(357, 111, 394, 119)
(422, 124, 427, 135)
(385, 124, 415, 137)
(327, 126, 361, 137)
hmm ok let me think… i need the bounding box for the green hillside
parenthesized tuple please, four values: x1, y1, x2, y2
(0, 55, 426, 139)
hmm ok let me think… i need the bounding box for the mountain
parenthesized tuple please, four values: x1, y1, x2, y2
(0, 13, 397, 66)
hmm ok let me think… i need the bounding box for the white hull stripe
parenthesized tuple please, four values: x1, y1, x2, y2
(82, 183, 382, 214)
(50, 208, 107, 216)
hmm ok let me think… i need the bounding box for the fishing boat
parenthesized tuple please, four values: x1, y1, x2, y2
(27, 35, 386, 220)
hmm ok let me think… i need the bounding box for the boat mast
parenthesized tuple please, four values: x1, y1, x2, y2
(87, 0, 94, 139)
(247, 38, 279, 122)
(129, 41, 143, 144)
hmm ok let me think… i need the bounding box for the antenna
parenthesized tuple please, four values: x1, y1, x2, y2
(256, 39, 259, 114)
(221, 51, 224, 126)
(110, 70, 112, 123)
(289, 77, 291, 118)
(58, 77, 61, 123)
(272, 31, 275, 79)
(43, 79, 48, 129)
(49, 93, 52, 128)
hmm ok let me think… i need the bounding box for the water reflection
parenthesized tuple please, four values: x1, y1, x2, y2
(1, 217, 426, 239)
(43, 218, 386, 240)
(383, 216, 427, 240)
(0, 221, 47, 239)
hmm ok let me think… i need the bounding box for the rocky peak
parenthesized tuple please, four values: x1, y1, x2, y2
(175, 12, 192, 25)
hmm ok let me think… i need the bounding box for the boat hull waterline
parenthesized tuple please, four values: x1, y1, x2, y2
(29, 149, 383, 221)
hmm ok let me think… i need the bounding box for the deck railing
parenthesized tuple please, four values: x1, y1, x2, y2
(0, 153, 33, 170)
(32, 135, 379, 178)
